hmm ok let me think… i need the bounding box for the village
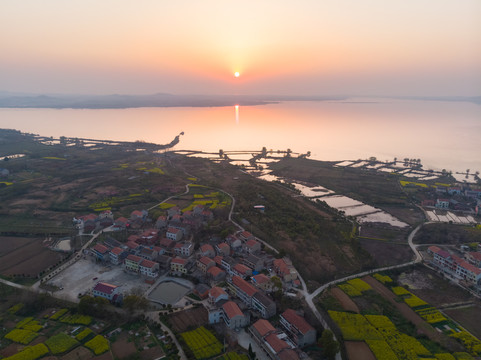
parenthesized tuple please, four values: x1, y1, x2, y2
(48, 203, 314, 360)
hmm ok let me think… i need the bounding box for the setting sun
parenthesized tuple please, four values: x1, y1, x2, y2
(234, 72, 240, 78)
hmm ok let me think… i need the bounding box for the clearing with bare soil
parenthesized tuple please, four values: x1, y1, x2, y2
(0, 236, 65, 277)
(345, 341, 376, 360)
(331, 287, 359, 313)
(168, 306, 208, 333)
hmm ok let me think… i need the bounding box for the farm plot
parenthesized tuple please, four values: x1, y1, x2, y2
(168, 306, 208, 333)
(0, 236, 64, 277)
(180, 326, 223, 360)
(345, 341, 376, 360)
(330, 287, 360, 313)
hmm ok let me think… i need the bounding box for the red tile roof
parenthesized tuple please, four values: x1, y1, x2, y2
(159, 238, 174, 247)
(209, 286, 227, 299)
(140, 259, 158, 268)
(469, 252, 481, 261)
(218, 243, 230, 250)
(214, 255, 223, 265)
(252, 274, 270, 284)
(233, 263, 251, 275)
(252, 319, 276, 338)
(131, 210, 143, 217)
(93, 282, 118, 295)
(281, 309, 314, 335)
(201, 244, 214, 253)
(207, 266, 224, 277)
(126, 254, 142, 262)
(110, 247, 123, 255)
(278, 349, 300, 360)
(437, 250, 451, 259)
(232, 276, 258, 297)
(428, 245, 441, 254)
(167, 227, 181, 234)
(458, 260, 481, 275)
(246, 239, 259, 247)
(82, 214, 98, 221)
(240, 231, 252, 239)
(172, 257, 186, 265)
(199, 256, 214, 266)
(115, 217, 128, 224)
(222, 301, 243, 320)
(93, 244, 109, 254)
(265, 333, 290, 353)
(126, 241, 140, 249)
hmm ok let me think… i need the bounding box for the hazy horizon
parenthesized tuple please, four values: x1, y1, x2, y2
(1, 1, 480, 97)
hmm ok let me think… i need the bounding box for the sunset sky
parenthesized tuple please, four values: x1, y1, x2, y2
(1, 0, 480, 96)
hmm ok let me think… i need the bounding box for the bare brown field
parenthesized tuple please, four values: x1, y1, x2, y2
(139, 347, 165, 360)
(0, 344, 21, 358)
(168, 306, 208, 333)
(359, 239, 413, 267)
(345, 341, 376, 360)
(111, 333, 137, 359)
(445, 304, 481, 339)
(93, 351, 113, 360)
(0, 236, 64, 276)
(399, 268, 472, 306)
(331, 287, 359, 313)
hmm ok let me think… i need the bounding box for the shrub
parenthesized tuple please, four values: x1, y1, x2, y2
(45, 333, 79, 354)
(85, 335, 109, 355)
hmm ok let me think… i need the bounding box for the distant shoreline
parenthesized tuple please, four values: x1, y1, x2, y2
(0, 93, 479, 109)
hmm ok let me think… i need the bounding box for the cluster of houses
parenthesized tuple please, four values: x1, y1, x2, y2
(249, 310, 316, 360)
(421, 186, 481, 213)
(84, 207, 314, 357)
(204, 285, 315, 360)
(427, 246, 481, 286)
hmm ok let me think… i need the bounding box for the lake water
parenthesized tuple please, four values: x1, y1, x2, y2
(1, 99, 480, 173)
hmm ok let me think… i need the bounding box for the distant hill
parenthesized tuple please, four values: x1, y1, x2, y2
(0, 92, 478, 108)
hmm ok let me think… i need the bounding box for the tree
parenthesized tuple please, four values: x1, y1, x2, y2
(261, 147, 267, 158)
(319, 330, 339, 360)
(248, 343, 256, 360)
(123, 294, 149, 312)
